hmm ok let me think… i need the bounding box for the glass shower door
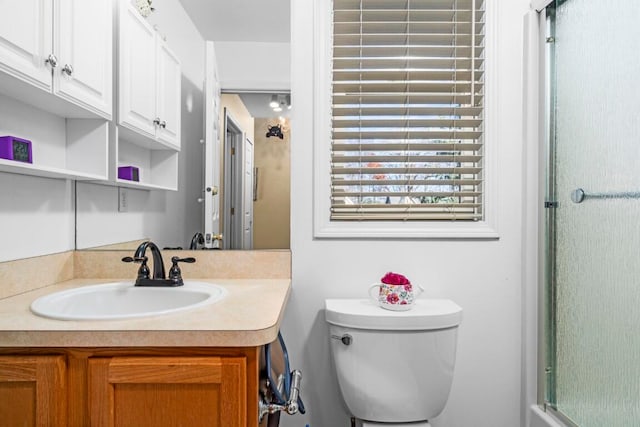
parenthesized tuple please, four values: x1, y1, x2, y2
(547, 0, 640, 425)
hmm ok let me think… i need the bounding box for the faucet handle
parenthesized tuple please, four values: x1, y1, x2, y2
(171, 256, 195, 264)
(122, 256, 150, 281)
(121, 256, 147, 263)
(168, 257, 196, 286)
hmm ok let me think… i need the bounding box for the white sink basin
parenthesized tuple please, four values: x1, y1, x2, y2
(30, 281, 227, 321)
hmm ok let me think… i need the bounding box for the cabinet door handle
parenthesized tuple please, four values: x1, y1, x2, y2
(62, 64, 74, 76)
(160, 120, 167, 128)
(45, 54, 58, 68)
(153, 118, 161, 126)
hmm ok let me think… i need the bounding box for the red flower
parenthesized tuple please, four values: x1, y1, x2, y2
(381, 272, 411, 285)
(386, 293, 400, 304)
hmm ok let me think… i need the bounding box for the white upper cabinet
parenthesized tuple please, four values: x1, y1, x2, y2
(54, 0, 113, 118)
(0, 0, 52, 91)
(118, 1, 181, 150)
(155, 40, 181, 148)
(0, 0, 113, 119)
(118, 5, 156, 139)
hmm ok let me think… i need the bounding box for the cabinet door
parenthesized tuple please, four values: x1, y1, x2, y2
(155, 39, 181, 149)
(88, 356, 246, 427)
(55, 0, 113, 119)
(0, 355, 66, 426)
(118, 2, 156, 139)
(0, 0, 52, 90)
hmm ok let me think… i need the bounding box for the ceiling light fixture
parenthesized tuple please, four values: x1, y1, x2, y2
(269, 94, 279, 108)
(268, 94, 292, 113)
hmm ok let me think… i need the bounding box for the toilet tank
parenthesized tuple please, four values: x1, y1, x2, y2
(325, 299, 462, 423)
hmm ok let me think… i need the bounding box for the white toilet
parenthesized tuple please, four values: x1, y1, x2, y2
(325, 298, 463, 427)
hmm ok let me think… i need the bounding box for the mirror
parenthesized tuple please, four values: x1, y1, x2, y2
(212, 92, 291, 250)
(75, 1, 291, 251)
(75, 91, 291, 251)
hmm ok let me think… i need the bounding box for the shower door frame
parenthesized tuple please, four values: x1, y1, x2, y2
(535, 1, 580, 426)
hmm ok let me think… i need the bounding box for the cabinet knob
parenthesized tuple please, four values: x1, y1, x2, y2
(160, 120, 167, 129)
(153, 118, 161, 126)
(61, 64, 74, 76)
(45, 54, 58, 68)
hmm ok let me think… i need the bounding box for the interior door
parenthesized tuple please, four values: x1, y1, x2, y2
(223, 111, 246, 250)
(203, 41, 221, 247)
(242, 137, 254, 249)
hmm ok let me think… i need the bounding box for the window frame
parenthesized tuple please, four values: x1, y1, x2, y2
(313, 0, 500, 239)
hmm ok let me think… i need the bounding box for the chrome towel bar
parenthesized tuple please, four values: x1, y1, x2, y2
(571, 188, 640, 204)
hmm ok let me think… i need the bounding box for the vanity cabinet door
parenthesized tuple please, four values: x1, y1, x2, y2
(0, 355, 66, 426)
(0, 0, 53, 90)
(88, 356, 246, 427)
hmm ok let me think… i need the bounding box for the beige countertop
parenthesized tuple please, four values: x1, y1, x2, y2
(0, 278, 291, 348)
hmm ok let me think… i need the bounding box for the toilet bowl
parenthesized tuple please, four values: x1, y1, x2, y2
(325, 298, 462, 426)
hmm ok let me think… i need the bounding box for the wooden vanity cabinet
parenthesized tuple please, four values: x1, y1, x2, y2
(0, 355, 67, 426)
(0, 347, 261, 427)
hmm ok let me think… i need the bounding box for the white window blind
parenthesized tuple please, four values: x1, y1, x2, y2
(331, 0, 485, 221)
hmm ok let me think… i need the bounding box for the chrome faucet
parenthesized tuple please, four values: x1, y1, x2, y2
(122, 241, 196, 287)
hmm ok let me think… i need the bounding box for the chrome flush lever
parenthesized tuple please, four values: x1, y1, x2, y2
(331, 334, 352, 345)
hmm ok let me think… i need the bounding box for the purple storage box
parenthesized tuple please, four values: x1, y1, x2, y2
(0, 136, 32, 163)
(118, 166, 140, 182)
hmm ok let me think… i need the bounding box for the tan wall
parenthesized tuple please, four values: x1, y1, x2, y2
(253, 118, 290, 249)
(219, 94, 255, 143)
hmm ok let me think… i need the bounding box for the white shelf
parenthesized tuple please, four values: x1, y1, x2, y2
(115, 178, 177, 191)
(106, 123, 178, 191)
(0, 159, 105, 181)
(119, 124, 180, 151)
(0, 97, 109, 182)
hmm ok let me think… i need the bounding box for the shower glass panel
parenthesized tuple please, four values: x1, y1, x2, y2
(546, 0, 640, 425)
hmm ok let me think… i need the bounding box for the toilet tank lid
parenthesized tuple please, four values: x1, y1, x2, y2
(325, 299, 462, 330)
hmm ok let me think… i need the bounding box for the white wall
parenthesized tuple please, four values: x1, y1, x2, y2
(283, 2, 530, 427)
(214, 41, 291, 92)
(0, 172, 74, 262)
